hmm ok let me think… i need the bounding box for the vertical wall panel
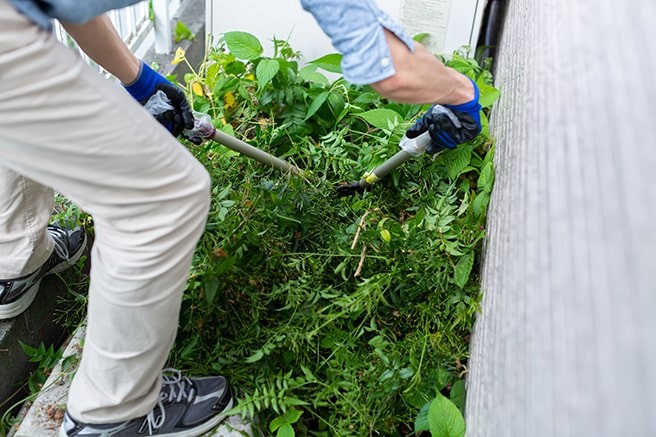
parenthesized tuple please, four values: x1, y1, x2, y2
(466, 1, 656, 436)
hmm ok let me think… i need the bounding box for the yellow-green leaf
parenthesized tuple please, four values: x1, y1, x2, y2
(192, 82, 203, 97)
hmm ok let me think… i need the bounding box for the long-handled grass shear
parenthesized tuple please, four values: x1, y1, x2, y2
(185, 112, 301, 175)
(152, 91, 433, 195)
(335, 131, 432, 196)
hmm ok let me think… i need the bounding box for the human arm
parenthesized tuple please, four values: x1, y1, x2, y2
(61, 15, 140, 83)
(61, 15, 194, 137)
(370, 30, 474, 105)
(301, 0, 481, 152)
(377, 30, 482, 153)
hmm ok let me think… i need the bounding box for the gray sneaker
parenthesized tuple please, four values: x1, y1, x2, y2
(0, 225, 87, 319)
(60, 369, 234, 437)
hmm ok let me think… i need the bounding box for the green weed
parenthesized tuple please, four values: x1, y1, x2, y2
(170, 33, 499, 436)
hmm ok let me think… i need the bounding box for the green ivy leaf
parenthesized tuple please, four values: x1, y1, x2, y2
(359, 108, 402, 131)
(308, 53, 343, 73)
(224, 31, 263, 60)
(429, 393, 466, 437)
(256, 58, 280, 88)
(454, 252, 474, 289)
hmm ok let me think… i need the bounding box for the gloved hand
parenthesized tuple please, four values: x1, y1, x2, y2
(124, 61, 194, 138)
(405, 78, 482, 155)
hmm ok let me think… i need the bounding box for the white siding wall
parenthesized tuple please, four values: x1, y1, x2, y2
(466, 0, 656, 436)
(206, 0, 484, 61)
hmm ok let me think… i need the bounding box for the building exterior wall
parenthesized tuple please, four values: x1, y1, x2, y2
(206, 0, 484, 61)
(466, 1, 656, 436)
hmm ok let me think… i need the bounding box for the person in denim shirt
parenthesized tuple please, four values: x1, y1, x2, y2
(302, 0, 482, 152)
(1, 1, 480, 435)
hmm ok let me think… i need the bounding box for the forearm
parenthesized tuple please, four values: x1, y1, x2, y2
(61, 15, 140, 84)
(371, 30, 474, 105)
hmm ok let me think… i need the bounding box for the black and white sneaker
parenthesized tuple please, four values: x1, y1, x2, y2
(60, 369, 234, 437)
(0, 225, 87, 320)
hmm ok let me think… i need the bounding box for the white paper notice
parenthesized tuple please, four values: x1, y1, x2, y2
(399, 0, 453, 54)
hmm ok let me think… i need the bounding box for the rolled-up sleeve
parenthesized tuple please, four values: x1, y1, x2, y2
(301, 0, 415, 85)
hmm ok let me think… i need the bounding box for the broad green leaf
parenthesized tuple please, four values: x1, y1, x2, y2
(359, 108, 402, 131)
(174, 20, 195, 43)
(429, 393, 466, 437)
(220, 122, 235, 137)
(224, 31, 263, 60)
(480, 110, 490, 137)
(298, 65, 330, 86)
(256, 58, 280, 87)
(353, 92, 380, 105)
(414, 400, 432, 433)
(450, 380, 466, 412)
(308, 53, 343, 73)
(204, 277, 219, 306)
(477, 161, 495, 193)
(244, 350, 264, 363)
(270, 415, 285, 432)
(454, 252, 474, 289)
(305, 91, 330, 120)
(442, 146, 473, 180)
(477, 80, 501, 109)
(277, 423, 295, 437)
(284, 409, 303, 424)
(483, 144, 495, 167)
(413, 32, 430, 43)
(473, 191, 491, 217)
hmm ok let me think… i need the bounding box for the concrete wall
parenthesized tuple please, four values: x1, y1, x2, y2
(466, 1, 656, 436)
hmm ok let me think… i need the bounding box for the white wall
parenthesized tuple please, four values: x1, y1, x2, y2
(206, 0, 485, 62)
(466, 0, 656, 435)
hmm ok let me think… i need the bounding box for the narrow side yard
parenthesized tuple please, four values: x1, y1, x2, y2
(9, 33, 499, 436)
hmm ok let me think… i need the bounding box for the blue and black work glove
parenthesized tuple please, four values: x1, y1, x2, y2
(124, 61, 196, 140)
(405, 78, 482, 155)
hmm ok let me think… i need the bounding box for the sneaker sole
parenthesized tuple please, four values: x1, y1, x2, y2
(0, 234, 87, 320)
(58, 397, 234, 437)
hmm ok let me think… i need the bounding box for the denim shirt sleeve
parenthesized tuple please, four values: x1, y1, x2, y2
(300, 0, 415, 85)
(10, 0, 144, 30)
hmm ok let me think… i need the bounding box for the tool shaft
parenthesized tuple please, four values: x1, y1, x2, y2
(212, 130, 301, 174)
(364, 150, 413, 185)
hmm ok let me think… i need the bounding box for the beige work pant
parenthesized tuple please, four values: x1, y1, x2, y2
(0, 0, 211, 423)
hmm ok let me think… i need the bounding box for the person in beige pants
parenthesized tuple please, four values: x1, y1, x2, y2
(0, 2, 234, 435)
(1, 0, 482, 435)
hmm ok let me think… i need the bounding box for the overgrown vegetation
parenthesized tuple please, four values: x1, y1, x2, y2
(169, 32, 499, 436)
(8, 32, 497, 436)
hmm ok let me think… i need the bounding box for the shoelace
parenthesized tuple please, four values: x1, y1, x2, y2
(144, 368, 197, 434)
(48, 226, 71, 260)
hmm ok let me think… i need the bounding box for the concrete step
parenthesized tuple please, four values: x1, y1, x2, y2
(0, 274, 80, 423)
(11, 324, 254, 436)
